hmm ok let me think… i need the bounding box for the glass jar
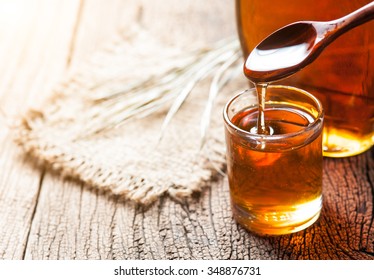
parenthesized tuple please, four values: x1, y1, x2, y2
(235, 0, 374, 157)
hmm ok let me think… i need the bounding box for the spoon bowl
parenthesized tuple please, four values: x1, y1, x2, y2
(244, 1, 374, 83)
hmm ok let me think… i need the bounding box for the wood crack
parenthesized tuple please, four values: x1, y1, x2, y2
(22, 169, 45, 259)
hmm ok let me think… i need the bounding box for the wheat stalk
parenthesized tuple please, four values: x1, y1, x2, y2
(77, 38, 241, 145)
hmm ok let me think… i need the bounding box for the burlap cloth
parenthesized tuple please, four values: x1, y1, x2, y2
(14, 29, 245, 205)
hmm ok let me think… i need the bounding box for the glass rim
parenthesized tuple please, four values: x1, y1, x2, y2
(223, 85, 324, 141)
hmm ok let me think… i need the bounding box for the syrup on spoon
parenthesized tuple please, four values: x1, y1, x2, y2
(244, 1, 374, 83)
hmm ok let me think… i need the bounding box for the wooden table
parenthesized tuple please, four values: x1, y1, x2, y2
(0, 0, 373, 260)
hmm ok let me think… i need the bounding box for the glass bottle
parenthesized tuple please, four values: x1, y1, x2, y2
(236, 0, 374, 157)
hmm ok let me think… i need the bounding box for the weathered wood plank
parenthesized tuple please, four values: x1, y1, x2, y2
(22, 0, 144, 260)
(0, 0, 81, 259)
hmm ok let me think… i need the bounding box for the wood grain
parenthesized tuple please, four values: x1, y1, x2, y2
(0, 0, 81, 259)
(0, 0, 373, 260)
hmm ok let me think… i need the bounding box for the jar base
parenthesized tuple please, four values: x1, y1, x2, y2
(231, 197, 322, 236)
(323, 127, 373, 158)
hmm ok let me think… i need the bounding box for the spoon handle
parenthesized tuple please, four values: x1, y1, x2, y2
(328, 1, 374, 39)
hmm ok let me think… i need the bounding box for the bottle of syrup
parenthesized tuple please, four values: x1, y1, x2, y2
(236, 0, 374, 157)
